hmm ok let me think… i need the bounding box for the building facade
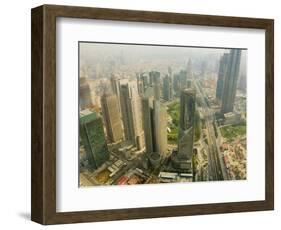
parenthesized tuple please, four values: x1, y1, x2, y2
(221, 49, 242, 114)
(80, 110, 109, 169)
(120, 81, 145, 151)
(101, 94, 123, 143)
(216, 53, 229, 101)
(149, 71, 161, 100)
(142, 89, 167, 155)
(163, 74, 173, 101)
(80, 76, 93, 110)
(172, 89, 196, 173)
(186, 58, 193, 79)
(179, 70, 188, 90)
(153, 100, 167, 155)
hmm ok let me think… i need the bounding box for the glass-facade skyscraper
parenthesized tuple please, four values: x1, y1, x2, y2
(80, 110, 109, 169)
(221, 49, 242, 114)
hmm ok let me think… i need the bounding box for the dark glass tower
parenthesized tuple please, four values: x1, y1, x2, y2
(178, 89, 196, 160)
(149, 71, 161, 100)
(172, 89, 196, 173)
(216, 53, 229, 101)
(80, 110, 109, 169)
(221, 49, 242, 114)
(163, 74, 173, 101)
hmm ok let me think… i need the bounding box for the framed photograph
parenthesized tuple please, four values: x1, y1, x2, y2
(31, 4, 274, 225)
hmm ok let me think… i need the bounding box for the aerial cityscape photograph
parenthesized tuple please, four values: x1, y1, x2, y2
(79, 42, 247, 187)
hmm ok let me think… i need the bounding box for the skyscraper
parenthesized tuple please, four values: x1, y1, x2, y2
(221, 49, 242, 114)
(142, 95, 154, 154)
(172, 89, 196, 173)
(173, 73, 180, 96)
(120, 81, 145, 151)
(136, 73, 144, 96)
(186, 58, 193, 79)
(80, 75, 93, 110)
(101, 94, 123, 143)
(142, 88, 167, 155)
(179, 70, 188, 90)
(110, 75, 128, 98)
(110, 74, 128, 113)
(163, 74, 173, 101)
(140, 73, 149, 93)
(153, 100, 167, 155)
(80, 110, 109, 169)
(149, 71, 161, 100)
(216, 53, 229, 101)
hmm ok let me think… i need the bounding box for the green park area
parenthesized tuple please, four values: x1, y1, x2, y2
(167, 101, 180, 144)
(220, 124, 246, 142)
(167, 101, 201, 144)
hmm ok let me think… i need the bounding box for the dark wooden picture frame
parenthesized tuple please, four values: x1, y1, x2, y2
(31, 4, 274, 225)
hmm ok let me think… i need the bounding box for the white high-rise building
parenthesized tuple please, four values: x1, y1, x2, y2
(142, 87, 167, 155)
(120, 81, 145, 151)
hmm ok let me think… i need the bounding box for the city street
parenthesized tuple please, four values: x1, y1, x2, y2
(194, 79, 228, 181)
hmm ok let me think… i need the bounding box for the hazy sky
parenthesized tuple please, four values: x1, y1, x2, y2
(80, 42, 228, 64)
(79, 42, 247, 78)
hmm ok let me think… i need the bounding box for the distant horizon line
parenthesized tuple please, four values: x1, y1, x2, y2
(78, 41, 248, 51)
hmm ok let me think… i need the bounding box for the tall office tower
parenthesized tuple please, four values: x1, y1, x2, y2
(153, 100, 167, 155)
(110, 74, 119, 95)
(221, 49, 242, 114)
(163, 74, 173, 101)
(216, 53, 229, 101)
(142, 88, 167, 155)
(80, 110, 109, 169)
(80, 75, 93, 110)
(142, 94, 154, 154)
(186, 59, 193, 79)
(101, 94, 123, 143)
(179, 70, 188, 90)
(120, 81, 145, 151)
(172, 89, 196, 173)
(173, 73, 180, 96)
(110, 75, 128, 111)
(149, 71, 161, 100)
(136, 73, 144, 95)
(149, 71, 159, 85)
(141, 73, 149, 92)
(110, 75, 128, 96)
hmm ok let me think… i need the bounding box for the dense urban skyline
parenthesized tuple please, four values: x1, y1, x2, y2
(79, 42, 247, 186)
